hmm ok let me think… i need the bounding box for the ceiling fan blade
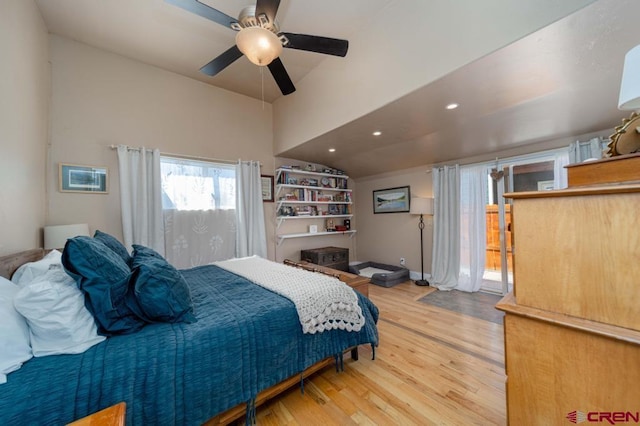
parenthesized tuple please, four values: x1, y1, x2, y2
(200, 45, 243, 76)
(255, 0, 281, 24)
(281, 33, 349, 57)
(268, 57, 296, 96)
(166, 0, 236, 29)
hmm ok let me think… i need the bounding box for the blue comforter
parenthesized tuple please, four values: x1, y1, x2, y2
(0, 265, 378, 425)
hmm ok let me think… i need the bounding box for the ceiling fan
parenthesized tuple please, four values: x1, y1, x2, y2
(166, 0, 349, 96)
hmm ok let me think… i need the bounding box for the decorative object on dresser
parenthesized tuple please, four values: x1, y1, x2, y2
(301, 246, 349, 272)
(496, 159, 640, 424)
(275, 167, 355, 245)
(608, 44, 640, 156)
(607, 112, 640, 156)
(409, 197, 434, 286)
(43, 223, 90, 250)
(373, 186, 410, 214)
(618, 44, 640, 111)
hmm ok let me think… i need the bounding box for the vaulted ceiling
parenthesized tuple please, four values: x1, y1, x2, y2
(35, 0, 638, 177)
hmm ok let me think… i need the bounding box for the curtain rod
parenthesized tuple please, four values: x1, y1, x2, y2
(429, 164, 458, 172)
(108, 144, 245, 166)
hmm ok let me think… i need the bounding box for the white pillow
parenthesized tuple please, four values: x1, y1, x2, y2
(0, 277, 32, 384)
(13, 265, 105, 357)
(11, 250, 62, 285)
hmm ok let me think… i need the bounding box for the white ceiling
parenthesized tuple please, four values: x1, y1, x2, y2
(35, 0, 639, 177)
(35, 0, 392, 102)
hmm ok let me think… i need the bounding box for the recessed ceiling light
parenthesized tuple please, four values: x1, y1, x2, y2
(372, 131, 382, 136)
(328, 148, 336, 152)
(446, 103, 459, 110)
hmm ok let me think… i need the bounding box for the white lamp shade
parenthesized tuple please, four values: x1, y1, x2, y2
(409, 197, 434, 215)
(236, 27, 283, 66)
(619, 44, 640, 110)
(44, 224, 90, 249)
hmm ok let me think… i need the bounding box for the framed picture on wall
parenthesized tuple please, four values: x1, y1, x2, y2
(261, 175, 274, 202)
(373, 186, 410, 214)
(59, 163, 108, 194)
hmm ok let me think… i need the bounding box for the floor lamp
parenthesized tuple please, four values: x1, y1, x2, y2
(410, 197, 434, 286)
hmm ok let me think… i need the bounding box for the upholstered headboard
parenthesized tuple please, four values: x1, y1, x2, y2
(0, 249, 45, 279)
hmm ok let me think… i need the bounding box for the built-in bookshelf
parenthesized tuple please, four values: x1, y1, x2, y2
(275, 167, 356, 245)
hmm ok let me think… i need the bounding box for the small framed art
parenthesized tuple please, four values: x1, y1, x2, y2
(261, 175, 274, 202)
(373, 186, 410, 214)
(59, 163, 108, 194)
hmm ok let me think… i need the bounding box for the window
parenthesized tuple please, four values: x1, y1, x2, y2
(161, 156, 236, 211)
(160, 156, 237, 268)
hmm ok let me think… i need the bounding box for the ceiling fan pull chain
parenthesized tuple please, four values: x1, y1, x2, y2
(261, 65, 265, 109)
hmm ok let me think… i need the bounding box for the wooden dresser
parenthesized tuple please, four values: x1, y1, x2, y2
(497, 156, 640, 425)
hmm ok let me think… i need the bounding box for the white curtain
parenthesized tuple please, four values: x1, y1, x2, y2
(568, 137, 606, 164)
(431, 165, 460, 291)
(553, 150, 570, 189)
(163, 209, 236, 269)
(117, 145, 164, 254)
(160, 157, 237, 267)
(235, 160, 267, 258)
(457, 164, 487, 292)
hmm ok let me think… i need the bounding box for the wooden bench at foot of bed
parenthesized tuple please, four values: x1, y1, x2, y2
(284, 259, 370, 298)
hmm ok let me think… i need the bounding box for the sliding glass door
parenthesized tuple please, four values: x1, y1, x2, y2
(483, 166, 511, 294)
(481, 153, 563, 295)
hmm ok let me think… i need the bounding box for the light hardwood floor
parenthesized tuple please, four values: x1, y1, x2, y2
(254, 281, 507, 425)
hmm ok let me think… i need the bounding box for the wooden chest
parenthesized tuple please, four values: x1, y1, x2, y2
(300, 246, 349, 272)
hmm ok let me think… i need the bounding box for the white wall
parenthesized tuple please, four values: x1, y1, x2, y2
(47, 35, 278, 259)
(353, 128, 613, 278)
(0, 0, 50, 255)
(272, 0, 595, 155)
(354, 166, 433, 278)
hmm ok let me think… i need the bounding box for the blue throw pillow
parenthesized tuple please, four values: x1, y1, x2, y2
(93, 230, 132, 266)
(130, 245, 196, 324)
(62, 236, 145, 336)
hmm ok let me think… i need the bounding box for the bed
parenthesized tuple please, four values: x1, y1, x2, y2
(0, 243, 379, 425)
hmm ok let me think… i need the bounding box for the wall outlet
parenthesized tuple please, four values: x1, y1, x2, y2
(400, 257, 405, 265)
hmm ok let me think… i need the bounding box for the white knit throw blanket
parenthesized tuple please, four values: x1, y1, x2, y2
(214, 256, 365, 334)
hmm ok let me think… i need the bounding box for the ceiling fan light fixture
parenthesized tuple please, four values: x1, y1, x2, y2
(236, 27, 282, 66)
(619, 44, 640, 110)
